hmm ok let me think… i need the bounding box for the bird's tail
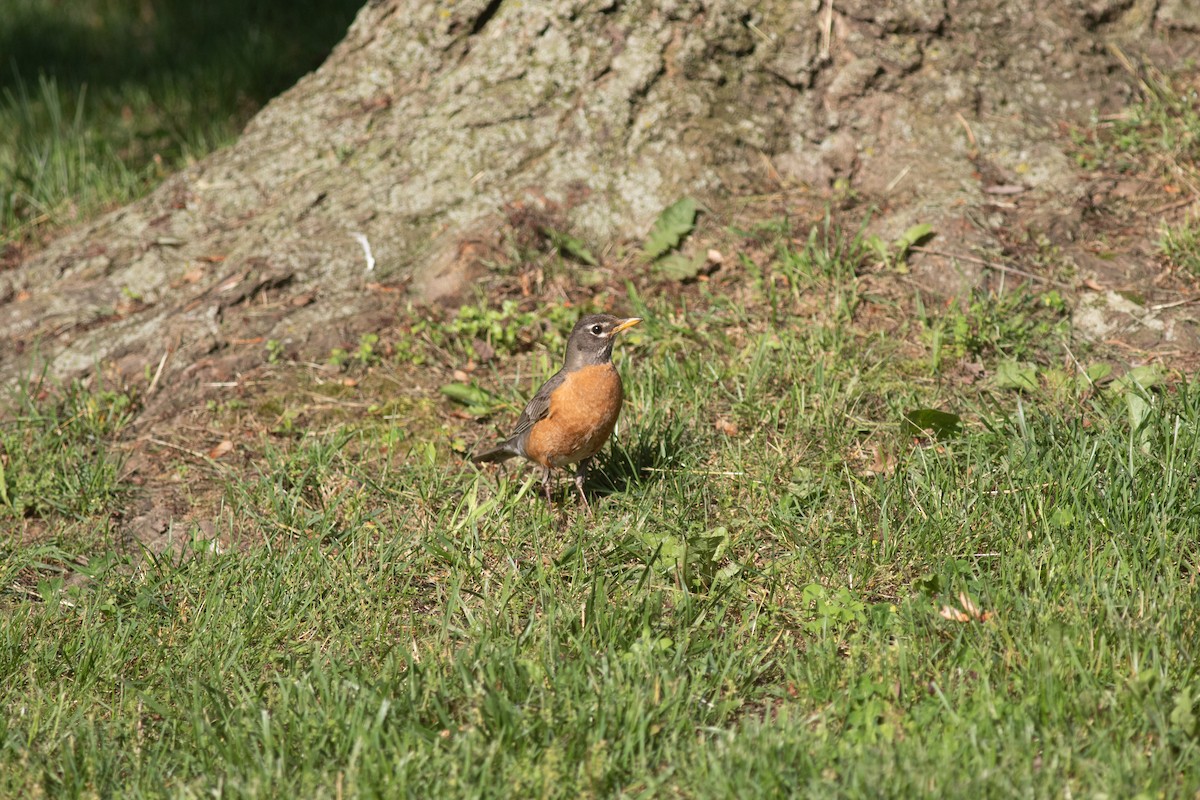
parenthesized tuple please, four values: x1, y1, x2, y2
(471, 442, 518, 464)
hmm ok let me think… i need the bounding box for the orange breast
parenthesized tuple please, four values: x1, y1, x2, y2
(524, 364, 624, 468)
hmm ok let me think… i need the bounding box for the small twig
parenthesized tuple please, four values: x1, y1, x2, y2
(983, 482, 1053, 496)
(351, 232, 376, 272)
(1150, 297, 1199, 312)
(1102, 339, 1185, 356)
(885, 165, 912, 193)
(1149, 195, 1196, 215)
(301, 390, 372, 408)
(642, 468, 747, 477)
(819, 0, 834, 62)
(1062, 343, 1094, 389)
(144, 437, 230, 472)
(147, 348, 171, 396)
(746, 20, 772, 43)
(910, 246, 1072, 289)
(955, 112, 977, 148)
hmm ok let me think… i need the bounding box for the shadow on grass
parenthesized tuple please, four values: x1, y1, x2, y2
(587, 422, 691, 500)
(0, 0, 363, 100)
(0, 0, 364, 235)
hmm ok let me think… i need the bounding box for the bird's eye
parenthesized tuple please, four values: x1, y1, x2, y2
(590, 324, 603, 335)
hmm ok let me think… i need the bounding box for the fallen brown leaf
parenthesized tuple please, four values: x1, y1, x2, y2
(864, 444, 896, 475)
(938, 591, 993, 623)
(472, 339, 496, 363)
(939, 605, 970, 623)
(207, 440, 234, 460)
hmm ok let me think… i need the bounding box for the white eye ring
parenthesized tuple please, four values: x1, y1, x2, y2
(590, 324, 603, 335)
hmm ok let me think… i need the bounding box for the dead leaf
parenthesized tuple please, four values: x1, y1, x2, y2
(216, 273, 246, 293)
(938, 591, 992, 623)
(715, 418, 738, 436)
(864, 444, 896, 475)
(472, 338, 496, 363)
(15, 290, 31, 302)
(1082, 278, 1104, 291)
(960, 362, 985, 385)
(290, 293, 315, 307)
(958, 592, 982, 618)
(939, 605, 971, 623)
(341, 378, 358, 387)
(207, 440, 234, 460)
(983, 184, 1026, 195)
(707, 248, 725, 265)
(181, 268, 204, 284)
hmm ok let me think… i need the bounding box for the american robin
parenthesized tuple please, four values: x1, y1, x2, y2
(472, 313, 642, 507)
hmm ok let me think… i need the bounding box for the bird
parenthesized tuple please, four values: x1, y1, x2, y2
(472, 313, 642, 508)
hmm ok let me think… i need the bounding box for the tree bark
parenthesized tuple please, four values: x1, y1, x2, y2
(1, 0, 1192, 396)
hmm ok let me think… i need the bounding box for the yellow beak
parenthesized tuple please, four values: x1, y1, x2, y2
(611, 317, 642, 335)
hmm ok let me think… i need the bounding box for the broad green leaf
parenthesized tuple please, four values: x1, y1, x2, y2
(1125, 391, 1152, 436)
(544, 227, 597, 266)
(643, 197, 697, 260)
(1072, 362, 1113, 391)
(1110, 365, 1166, 447)
(1050, 507, 1075, 527)
(896, 223, 934, 250)
(993, 360, 1038, 392)
(1115, 363, 1166, 392)
(656, 252, 706, 281)
(902, 408, 962, 439)
(864, 234, 889, 259)
(440, 382, 504, 416)
(1170, 687, 1197, 738)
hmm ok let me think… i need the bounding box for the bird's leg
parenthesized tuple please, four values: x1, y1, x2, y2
(573, 458, 592, 511)
(542, 466, 554, 505)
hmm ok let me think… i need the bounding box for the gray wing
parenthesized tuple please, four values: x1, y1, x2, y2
(505, 369, 566, 452)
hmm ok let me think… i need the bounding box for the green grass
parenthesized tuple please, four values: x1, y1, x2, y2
(0, 374, 136, 520)
(0, 0, 362, 243)
(4, 24, 1200, 796)
(1159, 215, 1200, 275)
(1072, 65, 1200, 180)
(3, 221, 1200, 796)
